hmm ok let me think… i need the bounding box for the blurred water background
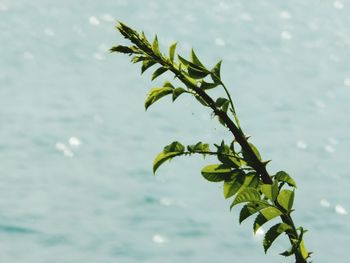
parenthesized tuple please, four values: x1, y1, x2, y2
(1, 0, 350, 262)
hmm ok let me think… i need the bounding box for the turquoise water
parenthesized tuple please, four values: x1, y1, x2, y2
(1, 0, 350, 262)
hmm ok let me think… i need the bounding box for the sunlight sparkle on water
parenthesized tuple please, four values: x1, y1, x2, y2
(279, 11, 292, 19)
(23, 51, 34, 60)
(320, 198, 331, 208)
(344, 77, 350, 87)
(281, 31, 292, 40)
(215, 38, 226, 47)
(0, 2, 8, 11)
(159, 197, 172, 206)
(55, 142, 74, 157)
(152, 234, 168, 244)
(89, 16, 100, 26)
(324, 145, 335, 153)
(69, 137, 81, 147)
(333, 1, 344, 9)
(328, 137, 339, 145)
(44, 28, 55, 37)
(335, 205, 347, 215)
(296, 140, 307, 149)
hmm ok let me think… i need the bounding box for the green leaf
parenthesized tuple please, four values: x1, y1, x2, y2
(170, 145, 183, 154)
(190, 49, 205, 68)
(299, 240, 309, 259)
(131, 56, 147, 64)
(141, 60, 156, 74)
(239, 201, 271, 224)
(216, 142, 241, 168)
(151, 67, 168, 80)
(223, 171, 244, 198)
(215, 97, 229, 107)
(163, 141, 185, 153)
(261, 181, 279, 201)
(280, 227, 307, 257)
(231, 187, 261, 209)
(116, 22, 138, 40)
(169, 42, 177, 62)
(215, 97, 230, 113)
(242, 173, 260, 188)
(162, 81, 174, 89)
(199, 81, 219, 90)
(140, 31, 150, 45)
(145, 87, 173, 110)
(201, 164, 232, 182)
(211, 60, 222, 83)
(153, 152, 182, 174)
(242, 142, 262, 165)
(152, 35, 161, 56)
(153, 141, 185, 174)
(178, 55, 207, 74)
(277, 190, 294, 212)
(172, 88, 187, 102)
(263, 223, 293, 253)
(110, 45, 135, 54)
(187, 142, 210, 153)
(274, 171, 297, 188)
(187, 65, 209, 79)
(253, 207, 283, 233)
(178, 55, 191, 67)
(194, 94, 209, 107)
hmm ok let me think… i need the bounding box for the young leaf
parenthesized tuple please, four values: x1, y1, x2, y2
(141, 31, 150, 45)
(253, 207, 284, 233)
(199, 81, 219, 90)
(190, 49, 205, 68)
(216, 142, 241, 168)
(162, 81, 174, 89)
(153, 152, 182, 174)
(153, 141, 185, 173)
(163, 141, 185, 153)
(201, 164, 232, 182)
(151, 67, 168, 80)
(215, 97, 230, 113)
(274, 171, 297, 188)
(242, 173, 260, 188)
(277, 190, 295, 212)
(169, 42, 177, 62)
(211, 60, 222, 83)
(187, 142, 210, 153)
(261, 181, 279, 201)
(263, 223, 293, 253)
(194, 94, 209, 107)
(131, 56, 147, 64)
(280, 228, 306, 257)
(231, 187, 261, 209)
(178, 55, 191, 67)
(152, 35, 161, 56)
(223, 171, 244, 198)
(187, 65, 209, 79)
(110, 45, 135, 54)
(299, 240, 310, 260)
(145, 87, 173, 110)
(141, 60, 157, 74)
(239, 201, 271, 224)
(172, 87, 187, 102)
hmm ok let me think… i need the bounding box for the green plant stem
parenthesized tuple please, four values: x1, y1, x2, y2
(113, 26, 309, 261)
(151, 54, 307, 263)
(218, 80, 241, 129)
